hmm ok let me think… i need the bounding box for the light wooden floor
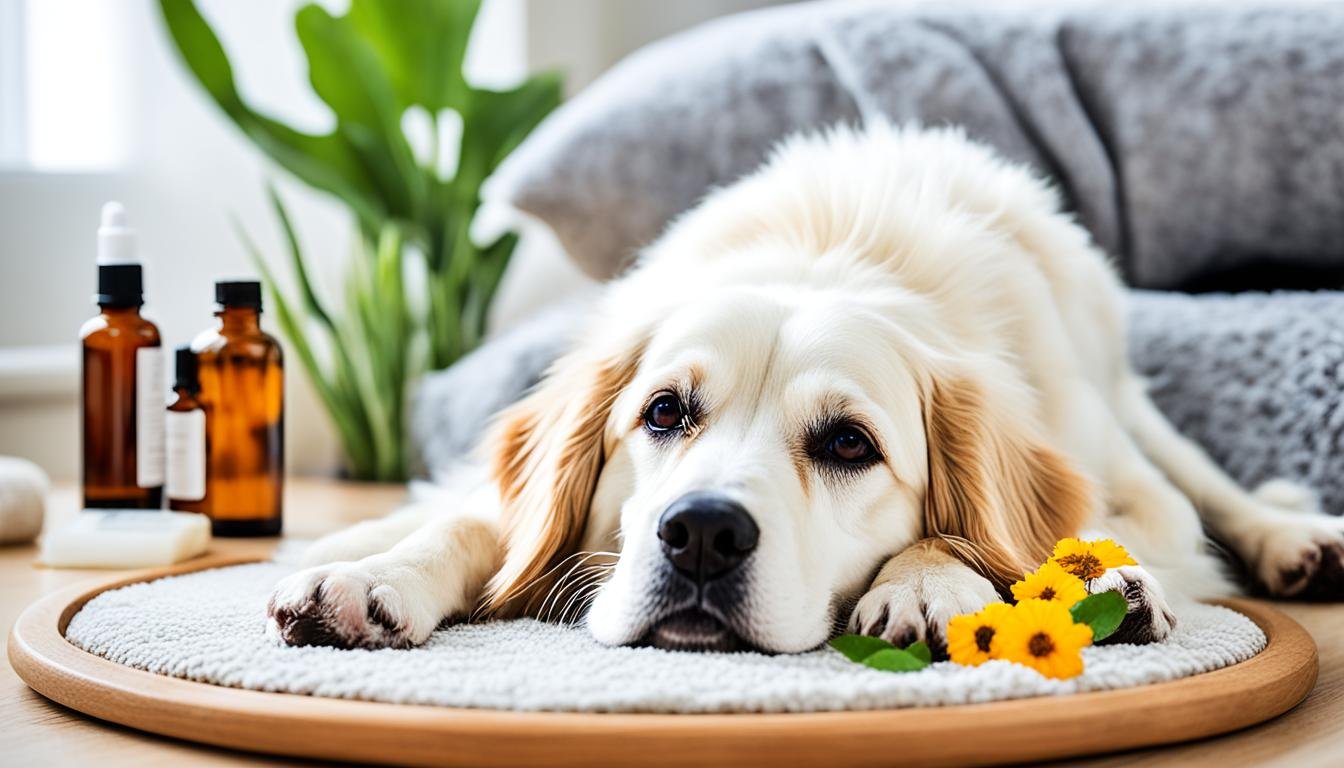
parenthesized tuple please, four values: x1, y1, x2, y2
(3, 481, 1341, 766)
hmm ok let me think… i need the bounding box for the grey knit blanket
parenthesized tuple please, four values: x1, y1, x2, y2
(489, 0, 1344, 291)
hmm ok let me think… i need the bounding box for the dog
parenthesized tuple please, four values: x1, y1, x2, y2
(268, 122, 1344, 655)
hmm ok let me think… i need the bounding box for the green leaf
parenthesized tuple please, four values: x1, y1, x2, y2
(293, 4, 422, 221)
(456, 72, 564, 189)
(861, 648, 929, 673)
(829, 634, 894, 663)
(905, 641, 933, 666)
(345, 0, 482, 113)
(1070, 590, 1128, 642)
(157, 0, 386, 230)
(266, 183, 333, 329)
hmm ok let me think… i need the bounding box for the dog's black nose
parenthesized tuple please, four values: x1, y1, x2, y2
(658, 492, 759, 583)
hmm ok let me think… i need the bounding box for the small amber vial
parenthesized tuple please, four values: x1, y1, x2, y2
(81, 262, 164, 508)
(166, 346, 208, 513)
(192, 281, 284, 536)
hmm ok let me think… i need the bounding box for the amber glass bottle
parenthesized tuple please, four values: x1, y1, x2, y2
(192, 281, 284, 536)
(166, 346, 208, 513)
(81, 262, 164, 508)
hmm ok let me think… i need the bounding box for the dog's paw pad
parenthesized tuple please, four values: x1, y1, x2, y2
(1255, 519, 1344, 599)
(848, 572, 999, 657)
(266, 564, 424, 649)
(1089, 565, 1175, 645)
(1282, 538, 1344, 601)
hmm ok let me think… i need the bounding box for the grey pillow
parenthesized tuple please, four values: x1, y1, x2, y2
(488, 0, 1344, 289)
(414, 290, 1344, 517)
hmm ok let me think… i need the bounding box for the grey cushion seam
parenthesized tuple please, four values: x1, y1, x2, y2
(918, 19, 1073, 201)
(810, 26, 884, 124)
(1054, 21, 1132, 278)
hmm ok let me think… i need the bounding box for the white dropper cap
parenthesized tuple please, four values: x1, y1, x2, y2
(97, 201, 137, 264)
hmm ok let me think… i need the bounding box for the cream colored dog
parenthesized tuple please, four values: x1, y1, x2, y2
(268, 123, 1343, 654)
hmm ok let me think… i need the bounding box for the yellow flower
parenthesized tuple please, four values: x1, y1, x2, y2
(1011, 561, 1088, 605)
(996, 599, 1094, 680)
(946, 602, 1014, 666)
(1050, 538, 1136, 581)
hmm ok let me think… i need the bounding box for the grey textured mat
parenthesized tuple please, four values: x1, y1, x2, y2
(64, 563, 1265, 713)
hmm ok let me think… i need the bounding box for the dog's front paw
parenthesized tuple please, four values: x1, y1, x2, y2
(848, 566, 1000, 656)
(266, 559, 444, 649)
(1088, 565, 1175, 645)
(1250, 516, 1344, 600)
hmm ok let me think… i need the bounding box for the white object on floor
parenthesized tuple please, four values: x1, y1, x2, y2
(65, 563, 1268, 713)
(0, 456, 47, 544)
(40, 510, 209, 568)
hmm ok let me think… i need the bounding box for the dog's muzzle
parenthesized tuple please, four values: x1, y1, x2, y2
(657, 491, 759, 583)
(643, 492, 760, 652)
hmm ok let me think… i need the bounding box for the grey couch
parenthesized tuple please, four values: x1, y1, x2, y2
(413, 0, 1344, 517)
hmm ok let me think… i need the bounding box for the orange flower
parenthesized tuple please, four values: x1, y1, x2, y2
(1050, 538, 1136, 581)
(1010, 562, 1088, 606)
(946, 602, 1013, 666)
(995, 599, 1094, 680)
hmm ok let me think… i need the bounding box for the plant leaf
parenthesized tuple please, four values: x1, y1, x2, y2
(829, 634, 893, 663)
(346, 0, 482, 113)
(455, 72, 564, 189)
(293, 3, 422, 218)
(157, 0, 385, 230)
(861, 648, 929, 673)
(905, 640, 933, 665)
(1070, 590, 1128, 642)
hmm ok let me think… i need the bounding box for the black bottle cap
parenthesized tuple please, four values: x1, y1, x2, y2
(216, 280, 262, 310)
(95, 263, 143, 307)
(173, 346, 199, 393)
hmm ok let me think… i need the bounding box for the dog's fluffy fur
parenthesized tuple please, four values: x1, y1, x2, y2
(269, 123, 1344, 654)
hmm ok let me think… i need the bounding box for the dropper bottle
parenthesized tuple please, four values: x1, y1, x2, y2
(80, 202, 165, 508)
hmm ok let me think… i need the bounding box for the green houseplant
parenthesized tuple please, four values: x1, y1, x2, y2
(159, 0, 562, 481)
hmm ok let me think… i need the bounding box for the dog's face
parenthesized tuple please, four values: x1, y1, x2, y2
(484, 223, 1088, 654)
(581, 286, 930, 652)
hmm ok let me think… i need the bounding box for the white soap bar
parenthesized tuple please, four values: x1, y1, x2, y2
(40, 510, 210, 568)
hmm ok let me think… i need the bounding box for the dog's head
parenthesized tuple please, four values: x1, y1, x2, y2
(481, 128, 1089, 653)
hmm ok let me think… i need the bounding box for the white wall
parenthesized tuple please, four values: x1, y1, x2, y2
(527, 0, 801, 94)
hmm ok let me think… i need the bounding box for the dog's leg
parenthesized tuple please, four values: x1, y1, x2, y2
(1116, 376, 1343, 598)
(267, 494, 502, 649)
(848, 538, 1001, 656)
(298, 503, 438, 567)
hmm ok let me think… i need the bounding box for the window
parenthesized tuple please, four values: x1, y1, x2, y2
(0, 0, 132, 171)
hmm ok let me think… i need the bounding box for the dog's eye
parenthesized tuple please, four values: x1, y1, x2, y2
(644, 393, 684, 432)
(824, 425, 877, 464)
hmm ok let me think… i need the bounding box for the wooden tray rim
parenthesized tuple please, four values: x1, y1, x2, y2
(7, 555, 1319, 768)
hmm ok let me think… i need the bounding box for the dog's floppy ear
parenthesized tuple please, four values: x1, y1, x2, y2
(480, 332, 646, 618)
(923, 374, 1092, 592)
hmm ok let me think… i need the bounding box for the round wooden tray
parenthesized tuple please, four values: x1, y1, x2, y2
(7, 556, 1318, 767)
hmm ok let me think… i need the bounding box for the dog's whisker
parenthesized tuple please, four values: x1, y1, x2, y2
(471, 549, 616, 622)
(537, 558, 611, 623)
(545, 566, 614, 624)
(558, 580, 609, 625)
(535, 553, 617, 622)
(549, 566, 614, 624)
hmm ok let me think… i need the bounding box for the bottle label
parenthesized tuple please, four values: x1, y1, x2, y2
(166, 409, 206, 501)
(136, 347, 165, 488)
